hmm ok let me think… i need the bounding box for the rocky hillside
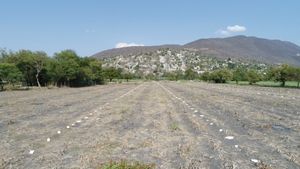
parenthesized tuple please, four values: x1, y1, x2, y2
(91, 36, 300, 75)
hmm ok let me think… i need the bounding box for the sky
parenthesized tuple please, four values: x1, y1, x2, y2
(1, 0, 300, 56)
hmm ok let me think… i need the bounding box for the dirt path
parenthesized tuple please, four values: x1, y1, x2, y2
(0, 81, 299, 169)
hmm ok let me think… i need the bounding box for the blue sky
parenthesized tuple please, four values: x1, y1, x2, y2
(1, 0, 300, 56)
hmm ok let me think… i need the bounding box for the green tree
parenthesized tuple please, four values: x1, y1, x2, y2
(290, 67, 300, 88)
(269, 64, 293, 87)
(200, 71, 210, 81)
(184, 68, 197, 80)
(246, 69, 261, 85)
(0, 63, 23, 84)
(54, 50, 80, 86)
(210, 69, 233, 83)
(232, 68, 246, 84)
(103, 67, 120, 82)
(122, 72, 133, 82)
(32, 52, 48, 88)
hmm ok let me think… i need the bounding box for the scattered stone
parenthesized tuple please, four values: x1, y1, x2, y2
(234, 145, 239, 148)
(57, 130, 61, 134)
(225, 136, 234, 140)
(219, 129, 223, 132)
(29, 150, 34, 155)
(66, 126, 70, 129)
(47, 138, 51, 142)
(251, 159, 260, 163)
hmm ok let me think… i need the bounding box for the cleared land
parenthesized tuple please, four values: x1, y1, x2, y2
(0, 81, 299, 169)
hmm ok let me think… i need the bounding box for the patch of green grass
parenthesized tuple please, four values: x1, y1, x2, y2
(227, 81, 299, 88)
(169, 122, 180, 131)
(98, 160, 155, 169)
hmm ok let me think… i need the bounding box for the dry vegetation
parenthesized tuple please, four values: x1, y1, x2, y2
(0, 81, 299, 168)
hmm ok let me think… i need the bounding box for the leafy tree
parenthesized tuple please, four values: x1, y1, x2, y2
(290, 67, 300, 88)
(54, 50, 80, 86)
(200, 71, 210, 81)
(209, 69, 232, 83)
(103, 67, 120, 82)
(0, 63, 23, 84)
(122, 72, 133, 82)
(232, 68, 247, 84)
(246, 69, 261, 85)
(184, 68, 197, 80)
(268, 64, 293, 87)
(32, 52, 48, 88)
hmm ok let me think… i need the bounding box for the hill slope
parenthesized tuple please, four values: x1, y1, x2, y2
(184, 35, 300, 65)
(91, 36, 300, 75)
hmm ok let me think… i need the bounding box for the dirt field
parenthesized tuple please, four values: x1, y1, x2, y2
(0, 81, 299, 169)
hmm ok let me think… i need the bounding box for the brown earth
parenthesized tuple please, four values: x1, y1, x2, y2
(0, 81, 299, 169)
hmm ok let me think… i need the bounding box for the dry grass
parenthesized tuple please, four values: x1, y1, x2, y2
(97, 160, 155, 169)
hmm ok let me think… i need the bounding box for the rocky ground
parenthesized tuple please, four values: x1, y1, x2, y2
(0, 81, 299, 169)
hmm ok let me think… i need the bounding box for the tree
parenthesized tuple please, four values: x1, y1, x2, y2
(54, 50, 80, 86)
(209, 69, 232, 83)
(184, 68, 197, 80)
(246, 69, 261, 85)
(200, 71, 210, 81)
(0, 63, 23, 85)
(269, 64, 293, 87)
(32, 52, 48, 88)
(232, 68, 246, 84)
(122, 72, 133, 82)
(290, 67, 300, 88)
(103, 67, 119, 82)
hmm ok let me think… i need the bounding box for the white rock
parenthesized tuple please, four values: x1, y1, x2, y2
(57, 130, 61, 134)
(234, 145, 239, 148)
(89, 113, 93, 116)
(47, 138, 51, 142)
(84, 116, 88, 119)
(194, 110, 198, 113)
(71, 123, 75, 126)
(200, 115, 204, 117)
(209, 123, 213, 125)
(219, 129, 223, 132)
(251, 159, 260, 163)
(66, 126, 70, 129)
(225, 136, 234, 140)
(29, 150, 35, 154)
(76, 120, 81, 123)
(206, 119, 209, 122)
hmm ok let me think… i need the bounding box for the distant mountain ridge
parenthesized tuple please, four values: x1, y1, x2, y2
(92, 36, 300, 66)
(184, 35, 300, 65)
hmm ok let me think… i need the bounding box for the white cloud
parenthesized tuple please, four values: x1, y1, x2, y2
(216, 25, 247, 36)
(115, 42, 144, 48)
(226, 25, 247, 32)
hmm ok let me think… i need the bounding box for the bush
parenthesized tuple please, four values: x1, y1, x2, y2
(209, 69, 232, 83)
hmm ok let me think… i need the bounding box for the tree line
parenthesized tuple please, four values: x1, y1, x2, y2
(0, 49, 135, 90)
(163, 64, 300, 87)
(1, 48, 300, 90)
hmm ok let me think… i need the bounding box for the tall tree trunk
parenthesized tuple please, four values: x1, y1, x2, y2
(36, 73, 41, 88)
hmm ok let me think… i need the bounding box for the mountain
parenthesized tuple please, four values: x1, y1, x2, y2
(91, 36, 300, 75)
(184, 35, 300, 65)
